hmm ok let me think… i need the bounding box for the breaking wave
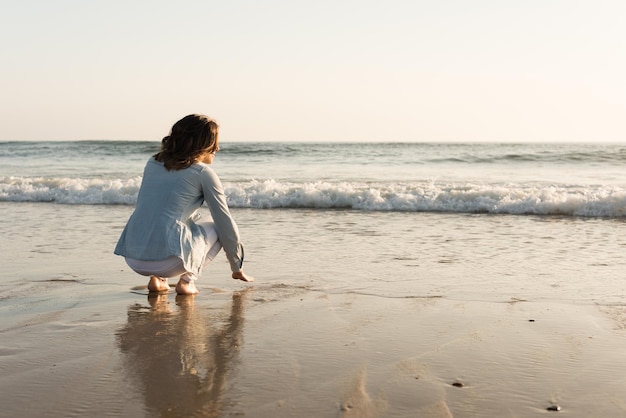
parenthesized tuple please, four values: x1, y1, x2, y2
(2, 176, 625, 218)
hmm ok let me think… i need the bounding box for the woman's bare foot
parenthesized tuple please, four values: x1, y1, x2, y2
(175, 278, 199, 295)
(147, 276, 170, 292)
(232, 270, 254, 282)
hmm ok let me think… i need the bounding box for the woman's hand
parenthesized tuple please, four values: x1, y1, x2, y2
(232, 270, 254, 282)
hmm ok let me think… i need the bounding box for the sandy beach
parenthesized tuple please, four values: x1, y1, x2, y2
(2, 202, 626, 417)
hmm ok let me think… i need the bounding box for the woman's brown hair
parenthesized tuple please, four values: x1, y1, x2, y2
(154, 114, 219, 170)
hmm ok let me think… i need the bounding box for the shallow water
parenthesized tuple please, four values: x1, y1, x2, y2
(3, 202, 626, 304)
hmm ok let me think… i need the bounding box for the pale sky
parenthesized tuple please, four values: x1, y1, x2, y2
(1, 0, 625, 142)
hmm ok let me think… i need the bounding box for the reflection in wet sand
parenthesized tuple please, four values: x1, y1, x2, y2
(116, 290, 248, 417)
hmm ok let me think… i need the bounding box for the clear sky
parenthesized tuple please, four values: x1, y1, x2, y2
(1, 0, 625, 142)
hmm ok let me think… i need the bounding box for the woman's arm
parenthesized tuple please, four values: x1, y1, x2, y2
(199, 166, 245, 273)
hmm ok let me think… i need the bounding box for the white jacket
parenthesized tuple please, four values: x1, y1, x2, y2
(114, 157, 244, 273)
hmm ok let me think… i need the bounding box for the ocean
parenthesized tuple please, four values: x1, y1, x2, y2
(2, 140, 626, 303)
(2, 140, 626, 416)
(2, 141, 626, 216)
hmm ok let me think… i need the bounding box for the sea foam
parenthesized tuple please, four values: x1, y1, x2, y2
(2, 176, 625, 218)
(0, 176, 141, 205)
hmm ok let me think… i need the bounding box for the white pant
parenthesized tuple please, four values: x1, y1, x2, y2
(124, 222, 222, 282)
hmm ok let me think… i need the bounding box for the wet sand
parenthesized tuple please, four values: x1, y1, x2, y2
(2, 280, 626, 417)
(2, 202, 626, 417)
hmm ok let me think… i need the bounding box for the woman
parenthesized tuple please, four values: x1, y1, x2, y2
(114, 114, 253, 295)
